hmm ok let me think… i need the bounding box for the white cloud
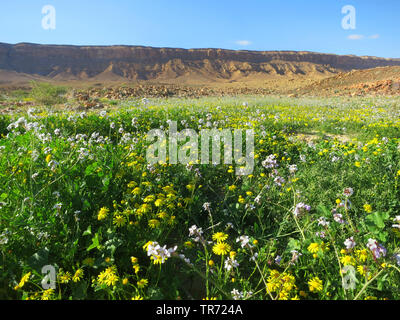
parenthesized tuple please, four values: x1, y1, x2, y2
(347, 34, 364, 40)
(235, 40, 252, 46)
(369, 34, 380, 39)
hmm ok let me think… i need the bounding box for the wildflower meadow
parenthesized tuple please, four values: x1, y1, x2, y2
(1, 95, 400, 300)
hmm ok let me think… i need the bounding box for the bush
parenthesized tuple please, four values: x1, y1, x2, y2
(29, 81, 68, 106)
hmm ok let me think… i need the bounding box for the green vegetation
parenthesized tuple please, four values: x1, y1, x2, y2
(29, 81, 68, 106)
(1, 96, 400, 300)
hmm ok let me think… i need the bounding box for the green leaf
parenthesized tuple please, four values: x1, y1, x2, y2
(87, 233, 100, 252)
(287, 238, 301, 252)
(366, 212, 389, 229)
(0, 193, 7, 200)
(316, 204, 331, 217)
(84, 162, 98, 176)
(83, 225, 92, 236)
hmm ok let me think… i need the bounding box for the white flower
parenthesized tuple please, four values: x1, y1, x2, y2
(231, 289, 243, 300)
(394, 253, 400, 266)
(343, 187, 354, 197)
(236, 235, 250, 248)
(250, 252, 258, 262)
(344, 237, 356, 250)
(288, 164, 297, 174)
(146, 241, 176, 264)
(224, 257, 239, 271)
(333, 213, 345, 224)
(202, 202, 211, 212)
(262, 154, 278, 169)
(189, 225, 203, 242)
(225, 222, 234, 229)
(53, 203, 62, 210)
(317, 217, 330, 227)
(290, 250, 302, 264)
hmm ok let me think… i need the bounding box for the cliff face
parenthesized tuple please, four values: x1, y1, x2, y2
(1, 42, 400, 82)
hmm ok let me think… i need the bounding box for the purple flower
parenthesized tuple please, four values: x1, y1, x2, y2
(294, 203, 311, 218)
(366, 238, 386, 259)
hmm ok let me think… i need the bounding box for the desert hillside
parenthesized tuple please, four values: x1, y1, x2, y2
(1, 43, 400, 86)
(296, 66, 400, 96)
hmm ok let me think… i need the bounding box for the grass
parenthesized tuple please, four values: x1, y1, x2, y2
(1, 95, 400, 300)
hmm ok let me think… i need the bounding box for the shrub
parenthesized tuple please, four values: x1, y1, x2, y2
(29, 81, 68, 106)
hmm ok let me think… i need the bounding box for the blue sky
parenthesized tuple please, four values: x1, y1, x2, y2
(1, 0, 399, 58)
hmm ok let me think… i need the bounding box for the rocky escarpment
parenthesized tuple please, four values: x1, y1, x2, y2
(0, 42, 400, 82)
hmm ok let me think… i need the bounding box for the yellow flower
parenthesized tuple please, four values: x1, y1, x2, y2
(122, 278, 129, 285)
(113, 215, 126, 227)
(137, 279, 148, 289)
(278, 290, 289, 300)
(184, 241, 194, 248)
(132, 295, 143, 300)
(357, 265, 366, 276)
(340, 255, 356, 266)
(154, 198, 164, 207)
(136, 203, 152, 216)
(104, 273, 119, 286)
(238, 196, 245, 204)
(72, 269, 84, 282)
(57, 271, 70, 284)
(308, 243, 319, 254)
(41, 289, 54, 300)
(363, 204, 372, 213)
(148, 219, 160, 229)
(45, 154, 52, 163)
(203, 297, 217, 300)
(308, 277, 323, 293)
(132, 187, 141, 195)
(228, 185, 237, 191)
(143, 241, 153, 251)
(97, 207, 109, 221)
(355, 249, 368, 262)
(157, 211, 167, 219)
(14, 272, 32, 290)
(143, 195, 155, 203)
(212, 242, 231, 256)
(212, 232, 228, 243)
(208, 260, 215, 267)
(131, 256, 138, 264)
(133, 264, 140, 274)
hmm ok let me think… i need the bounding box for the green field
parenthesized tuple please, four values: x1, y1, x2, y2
(1, 95, 400, 300)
